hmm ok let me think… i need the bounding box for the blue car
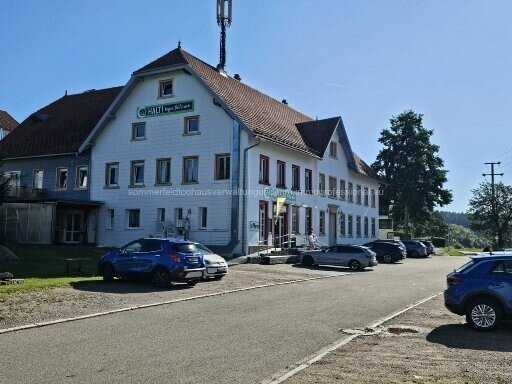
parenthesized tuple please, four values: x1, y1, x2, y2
(444, 253, 512, 331)
(98, 238, 206, 287)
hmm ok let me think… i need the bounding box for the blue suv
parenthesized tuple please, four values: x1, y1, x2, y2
(444, 254, 512, 331)
(98, 238, 206, 288)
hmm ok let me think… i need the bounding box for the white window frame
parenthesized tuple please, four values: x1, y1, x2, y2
(156, 158, 171, 185)
(33, 169, 44, 190)
(132, 122, 146, 141)
(56, 168, 68, 191)
(158, 79, 174, 98)
(184, 115, 200, 135)
(130, 160, 145, 187)
(329, 142, 337, 159)
(292, 165, 300, 191)
(157, 208, 166, 224)
(76, 165, 89, 190)
(198, 207, 207, 229)
(183, 156, 199, 184)
(319, 210, 326, 236)
(126, 209, 141, 229)
(215, 154, 231, 180)
(105, 162, 119, 188)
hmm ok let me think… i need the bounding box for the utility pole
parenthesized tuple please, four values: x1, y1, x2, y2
(483, 162, 504, 248)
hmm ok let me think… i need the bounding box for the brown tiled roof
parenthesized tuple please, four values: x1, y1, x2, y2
(0, 110, 18, 133)
(133, 48, 377, 178)
(0, 87, 122, 158)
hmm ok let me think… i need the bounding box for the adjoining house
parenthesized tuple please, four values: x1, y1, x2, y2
(0, 88, 121, 244)
(78, 47, 381, 255)
(0, 110, 19, 140)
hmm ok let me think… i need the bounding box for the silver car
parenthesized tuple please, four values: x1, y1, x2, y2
(202, 252, 229, 280)
(302, 245, 378, 271)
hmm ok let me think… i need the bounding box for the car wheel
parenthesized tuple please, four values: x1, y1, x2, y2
(102, 263, 115, 282)
(349, 260, 362, 271)
(410, 251, 419, 258)
(302, 255, 315, 266)
(152, 267, 171, 288)
(186, 280, 198, 287)
(383, 254, 393, 264)
(466, 298, 502, 331)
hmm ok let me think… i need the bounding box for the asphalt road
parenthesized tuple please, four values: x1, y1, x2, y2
(2, 256, 464, 384)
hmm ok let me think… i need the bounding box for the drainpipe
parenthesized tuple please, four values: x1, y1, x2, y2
(241, 138, 261, 255)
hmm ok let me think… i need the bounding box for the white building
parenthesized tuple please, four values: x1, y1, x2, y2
(80, 47, 380, 255)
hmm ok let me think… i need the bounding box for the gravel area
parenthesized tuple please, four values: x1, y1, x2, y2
(284, 296, 512, 384)
(0, 264, 344, 329)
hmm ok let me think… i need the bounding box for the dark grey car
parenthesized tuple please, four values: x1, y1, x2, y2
(402, 240, 428, 258)
(302, 245, 378, 271)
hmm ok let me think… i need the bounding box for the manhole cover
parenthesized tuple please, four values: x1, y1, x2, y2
(386, 326, 420, 335)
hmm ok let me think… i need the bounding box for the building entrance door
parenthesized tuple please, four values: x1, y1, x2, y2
(272, 203, 289, 248)
(62, 210, 84, 244)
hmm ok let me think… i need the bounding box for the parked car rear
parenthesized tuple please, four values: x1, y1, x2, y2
(364, 241, 406, 263)
(302, 245, 378, 271)
(98, 238, 206, 287)
(444, 254, 512, 331)
(401, 240, 428, 258)
(372, 239, 407, 253)
(416, 239, 435, 255)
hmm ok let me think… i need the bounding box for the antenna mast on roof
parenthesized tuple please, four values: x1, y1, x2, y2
(216, 0, 232, 72)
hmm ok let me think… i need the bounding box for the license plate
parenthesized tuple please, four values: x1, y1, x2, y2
(186, 271, 202, 278)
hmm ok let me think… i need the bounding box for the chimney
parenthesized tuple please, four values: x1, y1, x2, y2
(234, 74, 242, 81)
(282, 99, 288, 105)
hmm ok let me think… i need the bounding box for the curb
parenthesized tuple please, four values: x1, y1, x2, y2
(0, 273, 348, 336)
(262, 292, 442, 384)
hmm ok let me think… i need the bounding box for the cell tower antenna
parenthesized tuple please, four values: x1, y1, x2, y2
(216, 0, 232, 72)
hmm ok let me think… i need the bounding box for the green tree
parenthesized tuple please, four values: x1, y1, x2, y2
(372, 110, 452, 235)
(468, 182, 512, 248)
(414, 211, 449, 238)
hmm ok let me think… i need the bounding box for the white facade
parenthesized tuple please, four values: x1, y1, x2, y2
(89, 67, 379, 254)
(91, 70, 235, 247)
(244, 137, 380, 253)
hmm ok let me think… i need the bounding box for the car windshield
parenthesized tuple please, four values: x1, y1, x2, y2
(175, 243, 213, 254)
(455, 260, 475, 273)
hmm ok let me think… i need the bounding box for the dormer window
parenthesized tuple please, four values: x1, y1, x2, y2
(159, 79, 173, 98)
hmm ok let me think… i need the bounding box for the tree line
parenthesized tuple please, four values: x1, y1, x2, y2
(372, 110, 509, 249)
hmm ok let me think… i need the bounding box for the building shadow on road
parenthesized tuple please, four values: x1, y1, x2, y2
(70, 279, 193, 294)
(427, 323, 512, 352)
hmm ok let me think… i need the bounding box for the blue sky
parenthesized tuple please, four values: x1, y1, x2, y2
(2, 0, 511, 212)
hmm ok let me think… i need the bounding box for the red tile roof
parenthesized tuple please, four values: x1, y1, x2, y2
(0, 87, 122, 158)
(134, 48, 377, 178)
(0, 110, 18, 133)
